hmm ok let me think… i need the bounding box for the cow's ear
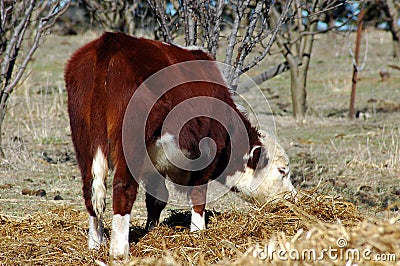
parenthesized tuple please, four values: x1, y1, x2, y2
(247, 146, 268, 169)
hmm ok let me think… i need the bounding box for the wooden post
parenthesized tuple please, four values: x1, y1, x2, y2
(349, 8, 365, 119)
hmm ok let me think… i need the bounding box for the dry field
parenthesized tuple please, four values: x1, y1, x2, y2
(0, 29, 399, 265)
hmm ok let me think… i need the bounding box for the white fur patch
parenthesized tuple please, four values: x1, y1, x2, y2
(110, 214, 130, 262)
(147, 133, 190, 185)
(150, 133, 181, 171)
(91, 147, 108, 219)
(88, 215, 104, 249)
(190, 208, 205, 232)
(226, 167, 255, 196)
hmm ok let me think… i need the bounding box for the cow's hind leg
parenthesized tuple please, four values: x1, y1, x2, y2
(73, 134, 108, 249)
(110, 157, 138, 263)
(144, 174, 169, 231)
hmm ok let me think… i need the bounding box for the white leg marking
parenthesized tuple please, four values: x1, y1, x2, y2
(190, 208, 205, 232)
(88, 215, 105, 249)
(91, 147, 108, 219)
(110, 214, 130, 262)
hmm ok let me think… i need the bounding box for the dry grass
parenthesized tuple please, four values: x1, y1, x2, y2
(1, 189, 387, 265)
(234, 218, 400, 265)
(130, 192, 361, 264)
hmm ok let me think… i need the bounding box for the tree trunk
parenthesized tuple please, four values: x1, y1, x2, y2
(290, 66, 307, 119)
(286, 23, 315, 118)
(349, 8, 365, 119)
(0, 104, 5, 157)
(385, 0, 400, 58)
(270, 1, 318, 119)
(392, 37, 400, 59)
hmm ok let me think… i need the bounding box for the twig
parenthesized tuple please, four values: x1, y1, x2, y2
(210, 0, 225, 58)
(148, 0, 173, 43)
(224, 0, 250, 67)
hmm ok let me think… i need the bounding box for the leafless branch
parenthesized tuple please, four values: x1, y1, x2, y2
(81, 0, 125, 31)
(242, 0, 293, 73)
(182, 0, 197, 45)
(348, 30, 368, 72)
(238, 56, 302, 91)
(224, 0, 250, 67)
(6, 1, 69, 94)
(147, 0, 173, 42)
(283, 14, 353, 46)
(1, 0, 35, 85)
(209, 0, 225, 57)
(228, 0, 265, 86)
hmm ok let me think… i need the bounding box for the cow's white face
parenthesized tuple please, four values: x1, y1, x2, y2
(228, 132, 296, 203)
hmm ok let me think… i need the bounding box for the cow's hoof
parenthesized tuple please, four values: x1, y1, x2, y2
(88, 237, 105, 250)
(145, 220, 157, 232)
(110, 255, 129, 266)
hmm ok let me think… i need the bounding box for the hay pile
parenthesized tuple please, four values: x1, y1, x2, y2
(0, 208, 108, 265)
(128, 191, 362, 265)
(234, 218, 400, 266)
(0, 190, 398, 265)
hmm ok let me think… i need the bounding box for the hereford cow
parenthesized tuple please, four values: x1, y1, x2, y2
(65, 32, 295, 263)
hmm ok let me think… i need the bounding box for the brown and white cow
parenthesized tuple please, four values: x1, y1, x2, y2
(65, 32, 295, 262)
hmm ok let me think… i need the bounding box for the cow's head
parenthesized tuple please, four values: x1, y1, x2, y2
(230, 131, 296, 203)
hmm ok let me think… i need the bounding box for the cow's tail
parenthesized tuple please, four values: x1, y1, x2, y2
(91, 146, 108, 220)
(90, 33, 121, 220)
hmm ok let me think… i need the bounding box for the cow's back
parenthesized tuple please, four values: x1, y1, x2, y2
(65, 32, 248, 172)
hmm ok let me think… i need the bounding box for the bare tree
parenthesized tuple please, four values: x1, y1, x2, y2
(224, 0, 292, 89)
(148, 0, 293, 91)
(0, 0, 69, 157)
(269, 0, 361, 119)
(148, 0, 226, 55)
(269, 0, 323, 119)
(79, 0, 151, 35)
(147, 0, 174, 42)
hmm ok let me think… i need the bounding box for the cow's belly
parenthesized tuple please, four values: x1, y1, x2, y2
(147, 133, 190, 186)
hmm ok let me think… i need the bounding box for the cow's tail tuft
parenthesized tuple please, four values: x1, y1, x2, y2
(91, 146, 108, 220)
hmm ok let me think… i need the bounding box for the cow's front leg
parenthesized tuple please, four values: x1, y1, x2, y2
(188, 185, 207, 232)
(145, 175, 168, 231)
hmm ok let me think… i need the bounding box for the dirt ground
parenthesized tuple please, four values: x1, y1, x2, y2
(0, 28, 399, 264)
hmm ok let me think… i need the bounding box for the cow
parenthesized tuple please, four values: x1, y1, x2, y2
(64, 32, 295, 263)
